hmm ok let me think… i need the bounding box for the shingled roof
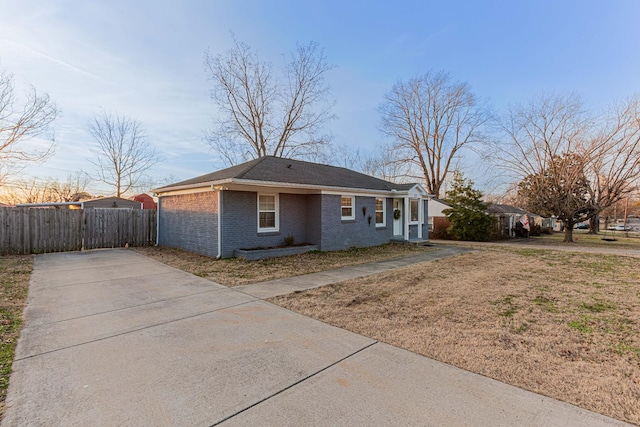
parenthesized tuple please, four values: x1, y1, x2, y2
(486, 203, 527, 215)
(155, 156, 419, 193)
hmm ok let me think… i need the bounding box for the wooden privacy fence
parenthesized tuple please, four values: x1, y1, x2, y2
(0, 207, 157, 255)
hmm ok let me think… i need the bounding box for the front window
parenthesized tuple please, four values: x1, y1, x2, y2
(258, 193, 279, 232)
(428, 216, 434, 231)
(410, 199, 419, 223)
(375, 198, 385, 227)
(341, 196, 354, 220)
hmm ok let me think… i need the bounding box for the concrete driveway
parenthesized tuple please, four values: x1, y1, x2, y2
(2, 249, 628, 426)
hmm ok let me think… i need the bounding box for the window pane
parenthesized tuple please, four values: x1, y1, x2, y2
(259, 195, 275, 211)
(375, 198, 383, 211)
(341, 197, 352, 207)
(342, 207, 352, 217)
(410, 199, 419, 221)
(376, 212, 384, 224)
(259, 212, 275, 228)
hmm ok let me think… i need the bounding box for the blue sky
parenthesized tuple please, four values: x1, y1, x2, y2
(1, 0, 639, 195)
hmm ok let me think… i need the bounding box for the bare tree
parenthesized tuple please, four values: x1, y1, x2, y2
(517, 152, 596, 242)
(49, 171, 92, 202)
(89, 112, 159, 197)
(4, 172, 92, 204)
(6, 177, 54, 204)
(0, 69, 58, 183)
(494, 93, 640, 241)
(204, 38, 335, 164)
(583, 96, 640, 232)
(379, 70, 490, 198)
(494, 94, 593, 242)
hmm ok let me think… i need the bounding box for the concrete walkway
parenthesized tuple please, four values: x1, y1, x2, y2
(235, 245, 470, 299)
(2, 248, 629, 426)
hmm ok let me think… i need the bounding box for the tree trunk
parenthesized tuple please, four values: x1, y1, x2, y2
(563, 221, 574, 242)
(588, 214, 599, 234)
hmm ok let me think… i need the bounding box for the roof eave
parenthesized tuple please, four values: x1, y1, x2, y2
(154, 177, 430, 197)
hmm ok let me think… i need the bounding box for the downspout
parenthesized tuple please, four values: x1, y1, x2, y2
(155, 196, 160, 246)
(216, 188, 222, 259)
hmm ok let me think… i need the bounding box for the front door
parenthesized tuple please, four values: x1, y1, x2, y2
(393, 199, 403, 237)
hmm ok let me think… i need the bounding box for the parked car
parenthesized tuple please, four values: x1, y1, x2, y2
(574, 223, 589, 229)
(609, 225, 631, 231)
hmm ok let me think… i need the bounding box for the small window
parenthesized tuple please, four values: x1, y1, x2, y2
(375, 198, 385, 227)
(410, 199, 419, 223)
(341, 196, 354, 220)
(428, 216, 434, 231)
(258, 193, 279, 232)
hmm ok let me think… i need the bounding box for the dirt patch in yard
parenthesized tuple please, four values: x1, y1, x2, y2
(270, 247, 640, 425)
(135, 244, 435, 287)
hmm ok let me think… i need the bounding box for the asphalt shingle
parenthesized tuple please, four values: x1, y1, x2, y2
(155, 156, 416, 192)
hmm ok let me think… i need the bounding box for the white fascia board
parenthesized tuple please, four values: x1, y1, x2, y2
(403, 184, 432, 198)
(153, 178, 233, 196)
(231, 179, 396, 197)
(155, 186, 216, 197)
(155, 177, 432, 199)
(321, 189, 396, 198)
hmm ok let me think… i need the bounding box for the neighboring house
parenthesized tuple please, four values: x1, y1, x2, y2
(487, 203, 531, 237)
(153, 156, 431, 259)
(16, 196, 143, 210)
(131, 193, 158, 210)
(427, 198, 452, 239)
(83, 196, 143, 209)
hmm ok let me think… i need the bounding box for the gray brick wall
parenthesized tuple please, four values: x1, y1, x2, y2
(306, 194, 322, 245)
(319, 195, 393, 251)
(220, 191, 311, 258)
(158, 192, 218, 257)
(158, 190, 422, 258)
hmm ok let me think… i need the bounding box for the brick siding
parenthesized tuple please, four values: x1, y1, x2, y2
(158, 192, 218, 257)
(318, 195, 393, 251)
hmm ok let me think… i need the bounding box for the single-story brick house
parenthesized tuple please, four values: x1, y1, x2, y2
(153, 156, 431, 258)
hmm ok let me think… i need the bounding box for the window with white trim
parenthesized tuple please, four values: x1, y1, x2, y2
(258, 193, 279, 232)
(410, 199, 419, 223)
(341, 196, 354, 220)
(375, 198, 385, 227)
(428, 216, 434, 231)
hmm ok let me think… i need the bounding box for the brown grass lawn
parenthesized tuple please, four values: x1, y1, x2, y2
(270, 247, 640, 425)
(0, 255, 32, 418)
(135, 243, 435, 286)
(518, 229, 640, 249)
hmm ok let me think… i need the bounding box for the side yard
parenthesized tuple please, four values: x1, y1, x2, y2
(0, 255, 32, 417)
(270, 247, 640, 425)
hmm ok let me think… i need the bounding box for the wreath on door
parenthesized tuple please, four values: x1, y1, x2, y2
(393, 209, 402, 220)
